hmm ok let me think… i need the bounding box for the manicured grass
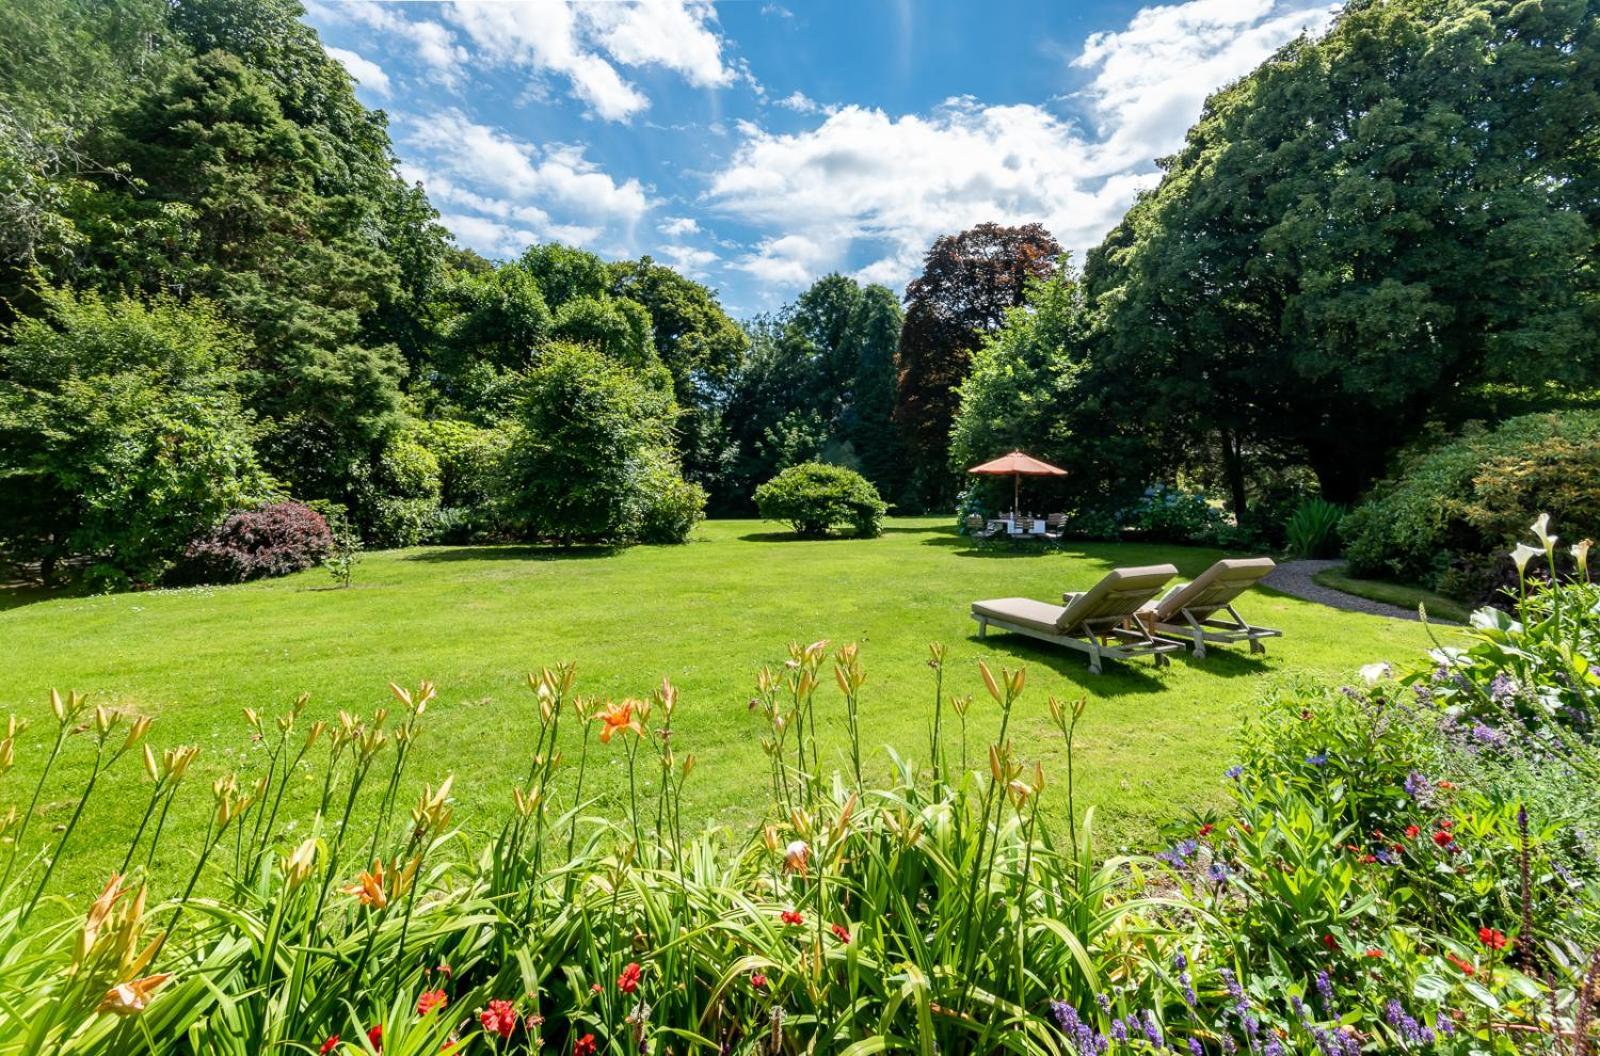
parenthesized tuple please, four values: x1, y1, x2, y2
(1311, 565, 1475, 624)
(0, 519, 1439, 900)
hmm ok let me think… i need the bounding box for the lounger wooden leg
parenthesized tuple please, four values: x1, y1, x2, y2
(977, 618, 987, 639)
(1088, 638, 1103, 675)
(1184, 612, 1207, 659)
(1250, 638, 1266, 655)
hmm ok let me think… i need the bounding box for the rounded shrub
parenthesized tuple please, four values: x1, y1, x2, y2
(1343, 411, 1600, 587)
(754, 462, 886, 538)
(181, 502, 333, 583)
(634, 455, 707, 544)
(352, 431, 443, 549)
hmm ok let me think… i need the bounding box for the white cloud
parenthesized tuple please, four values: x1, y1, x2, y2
(442, 0, 732, 121)
(707, 0, 1336, 294)
(397, 112, 645, 258)
(657, 244, 719, 277)
(660, 216, 700, 237)
(311, 3, 469, 87)
(404, 111, 651, 222)
(326, 46, 391, 97)
(1074, 0, 1338, 172)
(775, 90, 833, 115)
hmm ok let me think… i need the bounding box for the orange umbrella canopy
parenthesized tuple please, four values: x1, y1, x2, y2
(967, 451, 1067, 514)
(966, 451, 1067, 477)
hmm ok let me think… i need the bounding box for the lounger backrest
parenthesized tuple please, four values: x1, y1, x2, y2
(1055, 565, 1178, 632)
(1151, 558, 1275, 621)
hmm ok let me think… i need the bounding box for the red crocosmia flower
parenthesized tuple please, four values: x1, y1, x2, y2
(1322, 934, 1338, 950)
(319, 1036, 339, 1055)
(1360, 855, 1377, 864)
(590, 982, 603, 995)
(1478, 927, 1509, 951)
(417, 989, 448, 1017)
(1405, 825, 1421, 839)
(366, 1024, 383, 1050)
(617, 962, 642, 994)
(750, 973, 768, 990)
(573, 1034, 597, 1056)
(831, 923, 851, 944)
(1437, 781, 1455, 790)
(1439, 819, 1454, 829)
(1391, 843, 1405, 854)
(1433, 830, 1454, 846)
(1446, 953, 1476, 976)
(436, 962, 452, 979)
(1198, 823, 1214, 837)
(478, 999, 518, 1040)
(1364, 948, 1384, 959)
(780, 909, 804, 926)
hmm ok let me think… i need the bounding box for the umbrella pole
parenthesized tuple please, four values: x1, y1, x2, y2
(1013, 474, 1020, 515)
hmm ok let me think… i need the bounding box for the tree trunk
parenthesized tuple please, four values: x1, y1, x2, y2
(1219, 429, 1248, 527)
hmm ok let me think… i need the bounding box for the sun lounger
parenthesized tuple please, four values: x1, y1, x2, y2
(1138, 557, 1281, 658)
(972, 564, 1183, 674)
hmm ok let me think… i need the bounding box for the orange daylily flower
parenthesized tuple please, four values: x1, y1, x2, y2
(99, 973, 172, 1015)
(343, 860, 390, 909)
(598, 700, 644, 744)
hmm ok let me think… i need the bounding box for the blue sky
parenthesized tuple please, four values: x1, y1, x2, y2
(304, 0, 1338, 317)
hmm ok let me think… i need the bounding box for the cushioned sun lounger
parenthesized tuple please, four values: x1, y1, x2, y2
(1138, 557, 1281, 658)
(972, 564, 1183, 674)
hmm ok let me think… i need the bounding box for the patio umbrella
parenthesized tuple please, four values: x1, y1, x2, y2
(966, 450, 1067, 514)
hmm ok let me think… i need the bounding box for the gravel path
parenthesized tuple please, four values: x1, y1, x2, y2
(1263, 559, 1424, 621)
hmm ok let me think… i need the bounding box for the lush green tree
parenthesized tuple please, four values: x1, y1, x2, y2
(1085, 0, 1600, 505)
(895, 223, 1061, 511)
(497, 344, 687, 544)
(552, 293, 656, 371)
(0, 289, 268, 587)
(717, 275, 904, 511)
(841, 284, 905, 497)
(609, 258, 747, 488)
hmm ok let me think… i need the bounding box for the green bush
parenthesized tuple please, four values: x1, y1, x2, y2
(1343, 411, 1600, 586)
(1123, 485, 1251, 547)
(1284, 497, 1344, 558)
(753, 462, 886, 538)
(633, 454, 707, 544)
(0, 289, 269, 589)
(497, 343, 682, 544)
(417, 418, 510, 541)
(351, 430, 442, 549)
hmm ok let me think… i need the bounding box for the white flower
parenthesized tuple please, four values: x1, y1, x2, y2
(1359, 662, 1393, 685)
(1572, 539, 1592, 578)
(1510, 542, 1543, 576)
(1530, 513, 1558, 552)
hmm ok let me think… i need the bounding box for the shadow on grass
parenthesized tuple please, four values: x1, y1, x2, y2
(736, 531, 873, 543)
(1172, 646, 1275, 678)
(964, 631, 1171, 693)
(402, 544, 621, 563)
(0, 581, 82, 613)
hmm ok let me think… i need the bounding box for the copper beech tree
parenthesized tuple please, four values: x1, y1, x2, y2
(893, 222, 1061, 510)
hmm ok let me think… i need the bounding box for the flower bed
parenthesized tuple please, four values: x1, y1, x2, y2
(0, 523, 1595, 1054)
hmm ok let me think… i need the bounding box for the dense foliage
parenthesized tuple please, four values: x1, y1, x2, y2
(753, 462, 887, 538)
(1342, 412, 1600, 593)
(0, 289, 268, 589)
(497, 344, 701, 545)
(0, 523, 1594, 1053)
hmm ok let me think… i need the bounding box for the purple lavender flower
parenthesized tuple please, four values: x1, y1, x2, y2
(1096, 993, 1112, 1014)
(1306, 752, 1328, 767)
(1207, 861, 1232, 883)
(1403, 771, 1430, 800)
(1221, 1034, 1237, 1055)
(1050, 1001, 1106, 1056)
(1110, 1018, 1129, 1043)
(1225, 765, 1243, 780)
(1263, 1038, 1283, 1056)
(1434, 1012, 1454, 1037)
(1471, 722, 1508, 749)
(1179, 971, 1197, 1007)
(1189, 1040, 1204, 1056)
(1314, 971, 1335, 1013)
(1141, 1009, 1163, 1047)
(1489, 672, 1514, 702)
(1174, 951, 1188, 971)
(1384, 1000, 1436, 1046)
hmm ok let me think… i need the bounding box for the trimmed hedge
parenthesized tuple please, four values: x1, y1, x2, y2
(754, 462, 886, 538)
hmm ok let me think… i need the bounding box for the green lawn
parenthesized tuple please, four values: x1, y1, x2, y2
(0, 518, 1438, 901)
(1311, 565, 1475, 624)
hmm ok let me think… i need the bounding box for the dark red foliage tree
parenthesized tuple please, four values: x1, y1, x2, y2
(893, 223, 1061, 510)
